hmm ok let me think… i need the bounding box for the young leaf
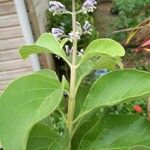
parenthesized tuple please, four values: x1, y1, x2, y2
(0, 70, 64, 150)
(93, 56, 123, 70)
(76, 38, 125, 91)
(78, 38, 125, 67)
(27, 123, 69, 150)
(85, 38, 125, 56)
(79, 69, 150, 119)
(20, 33, 70, 65)
(78, 115, 150, 150)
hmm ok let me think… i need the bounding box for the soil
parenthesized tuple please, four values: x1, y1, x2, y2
(94, 2, 118, 37)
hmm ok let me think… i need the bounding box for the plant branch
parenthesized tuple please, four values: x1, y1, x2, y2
(76, 9, 83, 14)
(112, 24, 150, 34)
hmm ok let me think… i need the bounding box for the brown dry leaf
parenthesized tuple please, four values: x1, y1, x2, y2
(135, 38, 150, 52)
(126, 18, 150, 46)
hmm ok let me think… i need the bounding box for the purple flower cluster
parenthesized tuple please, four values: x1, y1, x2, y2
(49, 1, 95, 57)
(52, 21, 93, 40)
(49, 1, 66, 15)
(82, 0, 97, 13)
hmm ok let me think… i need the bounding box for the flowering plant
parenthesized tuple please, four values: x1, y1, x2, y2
(0, 0, 150, 150)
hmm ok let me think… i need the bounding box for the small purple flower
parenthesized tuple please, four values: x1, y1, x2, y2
(82, 0, 97, 14)
(49, 1, 66, 15)
(51, 27, 65, 39)
(83, 21, 93, 34)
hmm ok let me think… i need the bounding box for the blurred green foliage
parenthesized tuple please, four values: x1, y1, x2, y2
(110, 0, 150, 71)
(111, 0, 150, 42)
(102, 98, 147, 117)
(108, 0, 150, 115)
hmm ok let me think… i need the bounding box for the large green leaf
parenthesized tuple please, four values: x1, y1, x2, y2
(27, 123, 69, 150)
(76, 38, 125, 91)
(20, 33, 69, 65)
(0, 70, 64, 150)
(77, 115, 150, 150)
(79, 69, 150, 118)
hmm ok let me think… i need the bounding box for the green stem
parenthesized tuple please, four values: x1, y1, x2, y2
(67, 0, 77, 149)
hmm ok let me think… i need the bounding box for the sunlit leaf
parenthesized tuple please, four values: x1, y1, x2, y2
(76, 38, 125, 92)
(0, 70, 64, 150)
(79, 69, 150, 119)
(77, 115, 150, 150)
(20, 33, 70, 65)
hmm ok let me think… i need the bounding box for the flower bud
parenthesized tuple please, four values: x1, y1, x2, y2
(83, 21, 93, 34)
(76, 22, 82, 36)
(82, 0, 97, 14)
(49, 1, 66, 15)
(51, 27, 65, 39)
(65, 45, 72, 55)
(69, 31, 81, 41)
(77, 49, 84, 57)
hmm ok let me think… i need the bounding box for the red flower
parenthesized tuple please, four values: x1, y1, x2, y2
(133, 105, 143, 113)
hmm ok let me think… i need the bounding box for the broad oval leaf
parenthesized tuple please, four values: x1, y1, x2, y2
(79, 69, 150, 118)
(20, 33, 69, 65)
(78, 115, 150, 150)
(0, 70, 64, 150)
(27, 123, 69, 150)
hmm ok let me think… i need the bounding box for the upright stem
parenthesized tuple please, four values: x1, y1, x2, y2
(67, 0, 77, 148)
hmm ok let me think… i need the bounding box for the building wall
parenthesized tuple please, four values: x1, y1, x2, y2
(33, 0, 49, 34)
(26, 0, 55, 69)
(0, 0, 32, 92)
(25, 0, 49, 38)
